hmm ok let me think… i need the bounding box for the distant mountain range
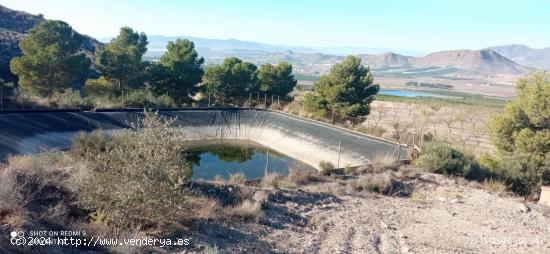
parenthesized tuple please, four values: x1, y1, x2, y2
(0, 4, 547, 84)
(103, 35, 427, 56)
(140, 36, 541, 76)
(487, 44, 550, 70)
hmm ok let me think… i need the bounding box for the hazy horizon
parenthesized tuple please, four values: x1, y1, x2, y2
(1, 0, 549, 53)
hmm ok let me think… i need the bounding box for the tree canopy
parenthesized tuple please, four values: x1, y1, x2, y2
(257, 62, 297, 97)
(488, 72, 550, 195)
(95, 27, 148, 92)
(149, 39, 204, 103)
(304, 55, 379, 123)
(9, 20, 90, 97)
(202, 57, 257, 101)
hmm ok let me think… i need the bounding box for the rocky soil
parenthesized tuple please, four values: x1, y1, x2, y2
(187, 172, 550, 254)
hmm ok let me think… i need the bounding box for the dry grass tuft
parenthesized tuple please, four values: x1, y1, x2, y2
(286, 168, 318, 186)
(229, 173, 247, 185)
(0, 169, 27, 228)
(213, 175, 225, 184)
(40, 203, 69, 224)
(261, 173, 281, 188)
(483, 178, 508, 196)
(238, 187, 255, 201)
(202, 245, 220, 254)
(398, 165, 421, 179)
(229, 200, 264, 222)
(371, 152, 397, 172)
(191, 197, 222, 221)
(357, 173, 394, 194)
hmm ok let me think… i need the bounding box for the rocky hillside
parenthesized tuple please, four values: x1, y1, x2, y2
(358, 52, 412, 68)
(488, 44, 550, 70)
(410, 49, 531, 75)
(0, 4, 101, 82)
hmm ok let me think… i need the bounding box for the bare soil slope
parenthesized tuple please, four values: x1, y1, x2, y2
(190, 172, 550, 253)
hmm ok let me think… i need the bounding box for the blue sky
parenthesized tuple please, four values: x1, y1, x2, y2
(2, 0, 549, 52)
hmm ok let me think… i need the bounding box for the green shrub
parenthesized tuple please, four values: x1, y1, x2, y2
(466, 153, 500, 181)
(498, 153, 550, 197)
(486, 73, 550, 196)
(319, 161, 335, 176)
(52, 89, 94, 109)
(85, 77, 117, 98)
(123, 89, 174, 108)
(414, 143, 470, 175)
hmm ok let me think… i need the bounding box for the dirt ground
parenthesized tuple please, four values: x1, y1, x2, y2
(187, 171, 550, 254)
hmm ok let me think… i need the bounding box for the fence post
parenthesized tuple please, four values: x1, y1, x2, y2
(337, 140, 342, 169)
(264, 94, 267, 109)
(265, 146, 270, 175)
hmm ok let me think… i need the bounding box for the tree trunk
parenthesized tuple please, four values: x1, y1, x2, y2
(331, 110, 335, 125)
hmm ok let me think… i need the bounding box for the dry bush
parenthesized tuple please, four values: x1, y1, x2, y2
(261, 173, 281, 188)
(188, 197, 221, 221)
(325, 182, 346, 196)
(0, 169, 26, 228)
(70, 129, 108, 159)
(7, 153, 67, 171)
(7, 155, 36, 169)
(229, 200, 264, 222)
(371, 152, 397, 172)
(358, 173, 394, 194)
(398, 165, 421, 179)
(319, 161, 335, 176)
(354, 125, 386, 137)
(286, 167, 318, 185)
(6, 155, 67, 204)
(71, 111, 193, 229)
(202, 245, 220, 254)
(238, 187, 255, 201)
(39, 203, 69, 224)
(229, 173, 247, 185)
(483, 178, 508, 196)
(213, 175, 225, 184)
(277, 180, 298, 189)
(355, 172, 411, 196)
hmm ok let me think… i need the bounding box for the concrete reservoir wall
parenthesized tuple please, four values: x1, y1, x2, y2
(0, 109, 406, 169)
